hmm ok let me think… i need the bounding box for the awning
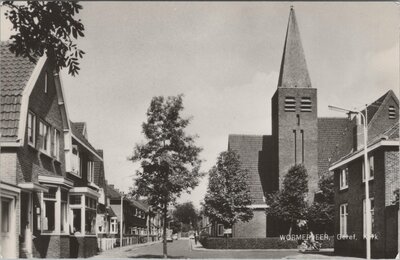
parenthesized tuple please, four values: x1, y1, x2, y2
(18, 182, 49, 192)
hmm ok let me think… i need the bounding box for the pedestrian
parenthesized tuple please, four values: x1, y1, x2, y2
(194, 231, 198, 245)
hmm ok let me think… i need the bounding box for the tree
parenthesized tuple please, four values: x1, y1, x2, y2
(266, 164, 309, 235)
(173, 202, 199, 231)
(2, 1, 85, 76)
(307, 173, 334, 234)
(203, 150, 253, 231)
(130, 95, 202, 258)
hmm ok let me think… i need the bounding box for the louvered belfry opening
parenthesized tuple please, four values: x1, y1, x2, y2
(300, 97, 312, 112)
(285, 97, 296, 112)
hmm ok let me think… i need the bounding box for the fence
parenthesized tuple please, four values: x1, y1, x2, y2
(97, 235, 160, 252)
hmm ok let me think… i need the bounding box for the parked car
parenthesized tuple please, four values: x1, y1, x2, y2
(172, 234, 178, 240)
(189, 234, 195, 239)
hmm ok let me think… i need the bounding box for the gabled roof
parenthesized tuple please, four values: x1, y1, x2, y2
(1, 42, 38, 142)
(361, 90, 399, 125)
(277, 7, 311, 89)
(70, 121, 102, 160)
(73, 122, 86, 135)
(228, 134, 268, 205)
(106, 184, 122, 199)
(330, 122, 399, 170)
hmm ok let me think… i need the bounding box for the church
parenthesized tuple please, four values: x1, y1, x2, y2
(227, 7, 398, 238)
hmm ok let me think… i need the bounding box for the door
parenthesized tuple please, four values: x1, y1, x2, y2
(1, 197, 17, 258)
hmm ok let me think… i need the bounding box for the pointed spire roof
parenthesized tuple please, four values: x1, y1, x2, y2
(277, 7, 312, 88)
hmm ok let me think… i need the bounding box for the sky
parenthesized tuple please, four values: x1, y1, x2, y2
(1, 2, 398, 209)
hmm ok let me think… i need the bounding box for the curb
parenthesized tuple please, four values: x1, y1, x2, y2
(189, 240, 318, 252)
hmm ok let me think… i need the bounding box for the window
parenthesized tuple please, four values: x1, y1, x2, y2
(217, 224, 224, 236)
(110, 218, 118, 234)
(339, 203, 348, 236)
(43, 187, 57, 232)
(53, 129, 61, 160)
(1, 199, 10, 233)
(340, 168, 348, 190)
(87, 161, 94, 183)
(39, 121, 50, 153)
(71, 145, 81, 177)
(284, 97, 296, 112)
(27, 111, 36, 147)
(60, 190, 68, 233)
(72, 208, 82, 234)
(44, 72, 48, 93)
(389, 106, 396, 119)
(363, 198, 374, 237)
(85, 197, 97, 235)
(300, 97, 312, 112)
(362, 156, 374, 182)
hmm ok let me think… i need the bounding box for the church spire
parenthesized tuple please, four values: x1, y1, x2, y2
(277, 7, 312, 88)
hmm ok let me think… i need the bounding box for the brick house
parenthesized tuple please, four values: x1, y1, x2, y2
(225, 7, 360, 237)
(0, 42, 103, 258)
(329, 91, 399, 258)
(106, 185, 149, 240)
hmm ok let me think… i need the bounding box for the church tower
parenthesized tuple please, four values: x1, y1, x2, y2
(271, 7, 318, 200)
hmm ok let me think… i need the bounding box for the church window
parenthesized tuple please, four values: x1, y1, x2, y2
(285, 97, 296, 112)
(389, 106, 396, 119)
(300, 97, 312, 112)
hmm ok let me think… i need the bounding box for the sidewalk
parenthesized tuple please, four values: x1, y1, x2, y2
(92, 240, 161, 258)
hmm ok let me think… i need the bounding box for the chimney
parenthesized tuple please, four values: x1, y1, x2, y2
(353, 114, 365, 150)
(109, 184, 114, 189)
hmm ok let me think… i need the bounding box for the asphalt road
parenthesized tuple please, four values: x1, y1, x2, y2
(93, 239, 318, 259)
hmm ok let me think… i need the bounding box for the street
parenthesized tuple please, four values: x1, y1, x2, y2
(92, 239, 360, 259)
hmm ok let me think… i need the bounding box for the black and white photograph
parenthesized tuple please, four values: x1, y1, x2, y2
(0, 1, 399, 259)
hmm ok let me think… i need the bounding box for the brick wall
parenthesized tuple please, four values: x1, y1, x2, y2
(32, 235, 70, 258)
(272, 88, 318, 201)
(334, 147, 397, 258)
(70, 236, 98, 258)
(385, 149, 399, 206)
(0, 149, 18, 184)
(233, 209, 266, 237)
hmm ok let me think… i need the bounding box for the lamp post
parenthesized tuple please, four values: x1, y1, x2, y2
(329, 105, 371, 259)
(120, 193, 124, 247)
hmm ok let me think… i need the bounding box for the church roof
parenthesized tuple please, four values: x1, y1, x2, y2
(277, 7, 312, 89)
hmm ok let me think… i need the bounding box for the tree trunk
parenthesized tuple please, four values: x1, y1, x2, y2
(162, 204, 168, 258)
(288, 219, 293, 236)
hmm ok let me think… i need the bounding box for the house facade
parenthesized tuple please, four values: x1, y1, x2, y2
(329, 92, 399, 258)
(0, 42, 103, 258)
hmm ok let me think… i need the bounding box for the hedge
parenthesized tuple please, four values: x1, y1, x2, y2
(199, 236, 334, 249)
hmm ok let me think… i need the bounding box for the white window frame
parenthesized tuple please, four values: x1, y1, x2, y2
(110, 218, 118, 234)
(363, 198, 374, 238)
(87, 161, 94, 183)
(71, 145, 81, 177)
(39, 121, 51, 154)
(339, 168, 348, 190)
(217, 224, 224, 237)
(27, 111, 36, 147)
(362, 156, 374, 182)
(53, 128, 61, 160)
(339, 203, 348, 236)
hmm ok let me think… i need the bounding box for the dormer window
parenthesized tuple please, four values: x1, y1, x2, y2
(285, 97, 296, 112)
(389, 106, 396, 119)
(300, 97, 312, 112)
